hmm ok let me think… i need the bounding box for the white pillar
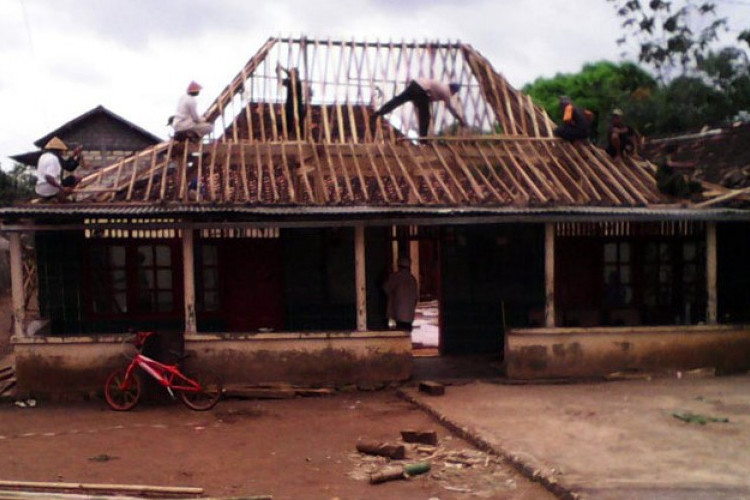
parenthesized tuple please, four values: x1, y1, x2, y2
(544, 223, 556, 328)
(355, 225, 367, 331)
(706, 222, 717, 324)
(182, 227, 197, 334)
(9, 232, 25, 337)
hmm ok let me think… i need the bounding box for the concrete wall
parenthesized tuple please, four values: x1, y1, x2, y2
(507, 325, 750, 379)
(12, 330, 412, 398)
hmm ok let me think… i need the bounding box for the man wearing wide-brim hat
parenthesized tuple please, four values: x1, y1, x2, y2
(35, 136, 83, 199)
(172, 81, 213, 141)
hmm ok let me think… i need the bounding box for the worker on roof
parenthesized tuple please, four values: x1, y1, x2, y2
(276, 64, 310, 140)
(605, 108, 641, 160)
(553, 96, 592, 142)
(34, 137, 83, 200)
(172, 81, 212, 141)
(372, 78, 466, 138)
(655, 144, 703, 199)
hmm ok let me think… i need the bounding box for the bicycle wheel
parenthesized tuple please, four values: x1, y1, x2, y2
(104, 368, 142, 411)
(179, 371, 222, 411)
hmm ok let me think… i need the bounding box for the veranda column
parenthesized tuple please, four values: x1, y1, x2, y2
(706, 222, 717, 324)
(9, 232, 25, 337)
(544, 223, 556, 328)
(182, 227, 197, 334)
(355, 224, 367, 331)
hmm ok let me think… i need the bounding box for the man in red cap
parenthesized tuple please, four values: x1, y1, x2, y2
(172, 81, 212, 141)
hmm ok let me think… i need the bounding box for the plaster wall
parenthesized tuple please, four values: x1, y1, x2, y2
(12, 330, 412, 398)
(507, 325, 750, 379)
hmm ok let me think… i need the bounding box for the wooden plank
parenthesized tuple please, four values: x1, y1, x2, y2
(429, 143, 469, 201)
(178, 140, 190, 201)
(522, 141, 577, 204)
(195, 142, 205, 203)
(333, 145, 355, 201)
(706, 222, 717, 324)
(355, 224, 367, 331)
(239, 142, 250, 202)
(278, 143, 296, 202)
(208, 141, 218, 202)
(473, 143, 518, 203)
(485, 142, 531, 202)
(495, 142, 548, 203)
(545, 222, 555, 328)
(445, 143, 484, 197)
(223, 143, 232, 201)
(347, 141, 370, 202)
(385, 141, 423, 204)
(182, 227, 196, 334)
(374, 141, 404, 202)
(10, 233, 24, 337)
(454, 142, 503, 203)
(403, 143, 442, 203)
(263, 142, 279, 202)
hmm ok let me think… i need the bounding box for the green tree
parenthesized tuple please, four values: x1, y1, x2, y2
(0, 162, 35, 205)
(523, 61, 656, 141)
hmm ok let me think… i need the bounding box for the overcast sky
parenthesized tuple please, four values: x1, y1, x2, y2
(1, 0, 748, 164)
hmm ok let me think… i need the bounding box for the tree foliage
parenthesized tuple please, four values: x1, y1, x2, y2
(0, 162, 35, 206)
(608, 0, 732, 80)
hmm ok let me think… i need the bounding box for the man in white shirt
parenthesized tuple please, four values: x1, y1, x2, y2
(35, 137, 82, 199)
(373, 78, 466, 137)
(173, 81, 212, 141)
(383, 256, 419, 331)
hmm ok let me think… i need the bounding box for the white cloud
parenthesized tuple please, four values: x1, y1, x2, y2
(1, 0, 748, 164)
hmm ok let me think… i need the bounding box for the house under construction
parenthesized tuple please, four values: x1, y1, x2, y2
(3, 36, 750, 397)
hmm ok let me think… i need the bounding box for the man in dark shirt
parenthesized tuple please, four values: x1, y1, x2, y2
(553, 96, 591, 142)
(605, 109, 640, 160)
(276, 64, 308, 139)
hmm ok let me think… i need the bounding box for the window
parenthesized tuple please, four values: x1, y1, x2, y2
(196, 244, 220, 312)
(136, 245, 175, 313)
(603, 242, 632, 306)
(644, 242, 673, 307)
(91, 245, 128, 313)
(89, 242, 177, 316)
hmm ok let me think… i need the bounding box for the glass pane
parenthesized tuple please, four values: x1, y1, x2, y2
(619, 243, 630, 262)
(604, 243, 617, 263)
(645, 243, 657, 262)
(202, 245, 218, 266)
(204, 291, 219, 311)
(114, 292, 128, 313)
(644, 290, 656, 306)
(156, 245, 171, 266)
(110, 246, 126, 267)
(604, 265, 617, 282)
(157, 269, 172, 289)
(659, 266, 672, 284)
(683, 243, 697, 261)
(620, 266, 631, 284)
(660, 243, 671, 261)
(623, 286, 633, 305)
(157, 291, 173, 312)
(203, 269, 217, 288)
(112, 270, 127, 291)
(137, 246, 153, 266)
(684, 264, 697, 283)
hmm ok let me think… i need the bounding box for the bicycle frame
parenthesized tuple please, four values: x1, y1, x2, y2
(120, 353, 202, 395)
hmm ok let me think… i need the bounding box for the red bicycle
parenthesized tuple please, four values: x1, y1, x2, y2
(104, 331, 222, 411)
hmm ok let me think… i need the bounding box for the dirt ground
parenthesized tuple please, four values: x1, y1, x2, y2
(0, 390, 554, 500)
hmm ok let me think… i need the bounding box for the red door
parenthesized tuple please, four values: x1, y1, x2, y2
(222, 239, 284, 332)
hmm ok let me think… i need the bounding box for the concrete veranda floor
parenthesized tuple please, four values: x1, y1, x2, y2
(401, 371, 750, 499)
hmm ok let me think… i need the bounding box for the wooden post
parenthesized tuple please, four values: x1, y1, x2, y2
(544, 222, 556, 328)
(706, 222, 717, 324)
(9, 232, 25, 337)
(355, 224, 367, 331)
(182, 227, 197, 334)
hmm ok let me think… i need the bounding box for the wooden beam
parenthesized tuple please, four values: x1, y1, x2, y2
(706, 222, 717, 324)
(544, 222, 555, 328)
(182, 227, 197, 334)
(9, 232, 25, 337)
(355, 224, 367, 331)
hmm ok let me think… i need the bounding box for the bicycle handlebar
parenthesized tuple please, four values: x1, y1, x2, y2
(132, 331, 155, 349)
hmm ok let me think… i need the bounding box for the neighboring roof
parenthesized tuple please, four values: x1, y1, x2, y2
(33, 105, 162, 147)
(644, 123, 750, 186)
(643, 123, 750, 207)
(3, 36, 746, 220)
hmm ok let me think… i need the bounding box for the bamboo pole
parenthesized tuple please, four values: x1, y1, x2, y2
(0, 480, 203, 497)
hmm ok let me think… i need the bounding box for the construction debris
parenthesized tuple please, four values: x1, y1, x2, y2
(400, 429, 438, 446)
(418, 381, 445, 396)
(356, 439, 406, 459)
(370, 462, 431, 484)
(672, 411, 729, 425)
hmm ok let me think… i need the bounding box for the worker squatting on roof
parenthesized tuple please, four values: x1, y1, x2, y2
(34, 137, 84, 200)
(553, 96, 592, 142)
(372, 78, 466, 138)
(171, 81, 212, 141)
